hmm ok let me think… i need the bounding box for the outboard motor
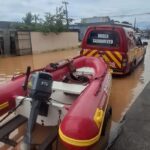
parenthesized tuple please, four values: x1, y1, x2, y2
(23, 72, 53, 149)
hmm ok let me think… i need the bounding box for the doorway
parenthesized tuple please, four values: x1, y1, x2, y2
(10, 32, 16, 55)
(0, 37, 4, 55)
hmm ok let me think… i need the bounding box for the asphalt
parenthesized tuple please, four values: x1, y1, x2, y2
(108, 81, 150, 150)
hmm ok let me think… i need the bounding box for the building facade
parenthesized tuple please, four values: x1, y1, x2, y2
(0, 21, 17, 55)
(69, 17, 112, 41)
(0, 21, 32, 56)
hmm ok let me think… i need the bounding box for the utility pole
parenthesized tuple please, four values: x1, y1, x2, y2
(134, 18, 136, 30)
(62, 1, 69, 29)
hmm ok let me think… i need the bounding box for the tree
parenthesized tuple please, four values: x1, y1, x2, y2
(17, 12, 42, 31)
(42, 6, 67, 33)
(42, 13, 56, 33)
(17, 5, 68, 33)
(22, 12, 34, 25)
(55, 6, 66, 32)
(33, 14, 40, 25)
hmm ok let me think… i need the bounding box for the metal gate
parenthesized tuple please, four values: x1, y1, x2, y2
(0, 37, 4, 55)
(0, 31, 4, 55)
(15, 31, 32, 55)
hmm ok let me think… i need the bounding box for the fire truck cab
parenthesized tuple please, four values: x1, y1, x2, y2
(81, 25, 148, 74)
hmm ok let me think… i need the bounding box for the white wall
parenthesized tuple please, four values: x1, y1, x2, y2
(31, 32, 78, 54)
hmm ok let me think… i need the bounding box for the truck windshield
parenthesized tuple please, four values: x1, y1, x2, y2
(87, 30, 120, 48)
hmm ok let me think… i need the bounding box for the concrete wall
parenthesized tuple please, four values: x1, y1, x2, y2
(1, 29, 10, 55)
(31, 32, 78, 54)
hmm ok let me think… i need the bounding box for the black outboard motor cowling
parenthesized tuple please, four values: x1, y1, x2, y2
(28, 72, 53, 101)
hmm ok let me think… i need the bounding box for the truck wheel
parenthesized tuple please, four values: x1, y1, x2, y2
(129, 63, 134, 74)
(129, 60, 136, 74)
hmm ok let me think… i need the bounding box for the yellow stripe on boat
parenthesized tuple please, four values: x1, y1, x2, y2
(94, 109, 104, 128)
(59, 109, 104, 147)
(59, 127, 100, 147)
(0, 102, 9, 110)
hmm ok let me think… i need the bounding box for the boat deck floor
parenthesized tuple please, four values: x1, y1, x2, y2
(109, 81, 150, 150)
(51, 90, 78, 105)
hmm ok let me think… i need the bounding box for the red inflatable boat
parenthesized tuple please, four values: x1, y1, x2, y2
(0, 56, 111, 150)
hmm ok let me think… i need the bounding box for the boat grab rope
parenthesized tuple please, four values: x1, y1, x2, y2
(0, 97, 25, 123)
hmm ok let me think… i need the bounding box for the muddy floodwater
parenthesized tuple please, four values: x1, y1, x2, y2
(0, 42, 150, 149)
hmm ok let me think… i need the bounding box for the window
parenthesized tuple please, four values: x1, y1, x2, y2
(0, 31, 3, 36)
(135, 37, 142, 46)
(87, 30, 120, 47)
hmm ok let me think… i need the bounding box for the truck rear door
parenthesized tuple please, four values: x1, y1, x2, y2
(81, 28, 124, 71)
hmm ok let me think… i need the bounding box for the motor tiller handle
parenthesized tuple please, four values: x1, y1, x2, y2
(22, 66, 31, 91)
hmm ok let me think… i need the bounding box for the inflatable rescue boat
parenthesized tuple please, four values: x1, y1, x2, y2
(0, 56, 112, 150)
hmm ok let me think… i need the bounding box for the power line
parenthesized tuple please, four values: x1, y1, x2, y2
(111, 12, 150, 18)
(62, 1, 69, 29)
(70, 12, 150, 20)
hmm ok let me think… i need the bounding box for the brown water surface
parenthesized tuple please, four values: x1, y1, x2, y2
(0, 49, 79, 85)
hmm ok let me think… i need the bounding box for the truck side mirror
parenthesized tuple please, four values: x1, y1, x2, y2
(143, 42, 148, 46)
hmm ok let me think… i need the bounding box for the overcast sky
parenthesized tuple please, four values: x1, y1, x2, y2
(0, 0, 150, 28)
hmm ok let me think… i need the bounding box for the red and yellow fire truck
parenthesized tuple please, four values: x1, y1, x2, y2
(81, 25, 148, 75)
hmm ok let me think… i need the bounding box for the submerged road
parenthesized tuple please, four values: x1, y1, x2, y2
(0, 41, 150, 149)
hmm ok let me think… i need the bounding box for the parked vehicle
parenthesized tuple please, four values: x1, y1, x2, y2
(81, 25, 148, 75)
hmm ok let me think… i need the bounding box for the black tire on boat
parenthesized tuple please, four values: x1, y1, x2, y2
(101, 106, 112, 136)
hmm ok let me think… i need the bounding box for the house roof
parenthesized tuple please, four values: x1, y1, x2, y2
(0, 21, 17, 29)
